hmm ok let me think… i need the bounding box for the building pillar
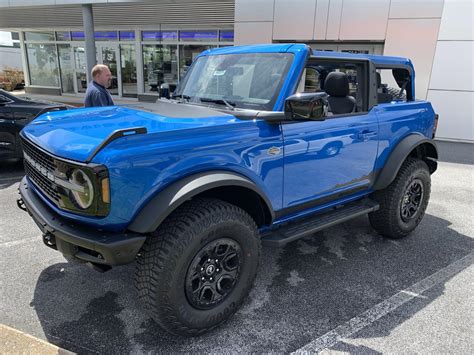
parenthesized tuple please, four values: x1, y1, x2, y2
(18, 31, 30, 87)
(82, 4, 96, 83)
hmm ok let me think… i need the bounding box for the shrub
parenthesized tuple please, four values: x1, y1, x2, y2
(0, 67, 25, 91)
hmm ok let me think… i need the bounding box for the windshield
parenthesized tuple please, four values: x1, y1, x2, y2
(174, 53, 293, 111)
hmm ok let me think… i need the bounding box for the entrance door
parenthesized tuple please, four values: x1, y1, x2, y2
(97, 45, 120, 96)
(58, 44, 74, 94)
(120, 44, 137, 97)
(72, 46, 88, 93)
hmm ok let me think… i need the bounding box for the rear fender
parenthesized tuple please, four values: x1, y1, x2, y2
(373, 134, 438, 190)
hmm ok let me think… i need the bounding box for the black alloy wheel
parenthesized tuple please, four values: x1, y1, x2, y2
(135, 198, 260, 336)
(186, 238, 242, 310)
(400, 178, 424, 222)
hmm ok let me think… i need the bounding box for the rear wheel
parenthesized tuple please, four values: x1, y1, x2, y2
(369, 158, 431, 239)
(135, 198, 260, 336)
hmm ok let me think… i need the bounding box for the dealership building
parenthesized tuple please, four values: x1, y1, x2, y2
(0, 0, 472, 142)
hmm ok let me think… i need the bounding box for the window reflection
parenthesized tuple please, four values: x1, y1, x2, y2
(26, 43, 60, 87)
(58, 44, 74, 93)
(121, 44, 137, 96)
(179, 45, 212, 79)
(179, 30, 217, 42)
(142, 45, 178, 95)
(73, 47, 87, 93)
(25, 31, 55, 41)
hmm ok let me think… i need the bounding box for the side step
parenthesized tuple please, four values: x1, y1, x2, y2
(261, 199, 379, 247)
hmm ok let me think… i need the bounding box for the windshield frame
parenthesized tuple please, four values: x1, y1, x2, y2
(174, 52, 294, 111)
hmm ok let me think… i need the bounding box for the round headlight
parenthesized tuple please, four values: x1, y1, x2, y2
(69, 168, 94, 209)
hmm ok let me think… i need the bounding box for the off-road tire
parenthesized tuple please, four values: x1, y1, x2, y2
(369, 158, 431, 239)
(135, 198, 260, 336)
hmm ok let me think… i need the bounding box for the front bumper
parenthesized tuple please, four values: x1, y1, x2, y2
(18, 176, 146, 267)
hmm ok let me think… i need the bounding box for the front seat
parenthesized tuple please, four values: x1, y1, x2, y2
(324, 72, 356, 114)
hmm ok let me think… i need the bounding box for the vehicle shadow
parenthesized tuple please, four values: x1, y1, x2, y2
(0, 160, 24, 190)
(31, 213, 473, 353)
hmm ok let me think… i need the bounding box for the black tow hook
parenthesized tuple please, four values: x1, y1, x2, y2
(17, 196, 27, 212)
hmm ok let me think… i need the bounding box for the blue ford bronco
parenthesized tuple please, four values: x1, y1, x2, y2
(17, 44, 439, 336)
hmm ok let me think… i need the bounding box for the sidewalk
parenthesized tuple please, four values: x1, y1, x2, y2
(0, 324, 73, 354)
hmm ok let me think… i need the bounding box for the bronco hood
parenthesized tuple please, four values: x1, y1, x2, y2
(21, 101, 238, 162)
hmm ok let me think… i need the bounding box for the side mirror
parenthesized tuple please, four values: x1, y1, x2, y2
(284, 92, 328, 121)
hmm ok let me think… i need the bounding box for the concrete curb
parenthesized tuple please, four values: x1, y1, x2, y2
(0, 324, 73, 354)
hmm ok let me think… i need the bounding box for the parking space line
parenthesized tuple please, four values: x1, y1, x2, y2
(292, 251, 474, 354)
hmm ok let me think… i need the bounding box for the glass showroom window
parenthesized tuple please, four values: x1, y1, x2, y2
(24, 31, 55, 42)
(179, 30, 217, 42)
(26, 43, 60, 87)
(219, 30, 234, 43)
(142, 45, 178, 94)
(121, 44, 137, 96)
(179, 45, 213, 79)
(56, 31, 71, 41)
(58, 44, 74, 93)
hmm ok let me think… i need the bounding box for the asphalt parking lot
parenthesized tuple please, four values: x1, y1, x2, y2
(1, 141, 473, 354)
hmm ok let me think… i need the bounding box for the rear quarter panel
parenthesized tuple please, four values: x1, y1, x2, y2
(373, 100, 436, 172)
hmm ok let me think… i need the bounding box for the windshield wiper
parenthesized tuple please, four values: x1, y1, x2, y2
(199, 97, 236, 110)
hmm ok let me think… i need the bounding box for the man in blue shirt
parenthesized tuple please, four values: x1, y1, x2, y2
(84, 64, 114, 107)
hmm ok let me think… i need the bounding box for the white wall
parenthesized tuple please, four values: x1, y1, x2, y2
(384, 19, 441, 100)
(234, 0, 274, 44)
(427, 0, 474, 141)
(339, 0, 390, 40)
(235, 0, 445, 100)
(383, 0, 444, 100)
(233, 0, 473, 141)
(273, 0, 316, 40)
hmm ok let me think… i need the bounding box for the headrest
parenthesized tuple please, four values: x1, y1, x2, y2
(324, 72, 349, 97)
(376, 72, 382, 88)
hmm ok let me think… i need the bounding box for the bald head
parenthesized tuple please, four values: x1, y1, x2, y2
(91, 64, 112, 88)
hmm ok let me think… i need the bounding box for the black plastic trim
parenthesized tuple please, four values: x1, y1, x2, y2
(128, 171, 275, 234)
(274, 182, 370, 220)
(34, 105, 68, 118)
(263, 198, 379, 247)
(373, 134, 438, 190)
(18, 177, 145, 266)
(85, 127, 147, 163)
(20, 136, 110, 217)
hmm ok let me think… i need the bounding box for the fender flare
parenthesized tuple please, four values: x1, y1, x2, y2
(127, 171, 274, 234)
(373, 134, 438, 190)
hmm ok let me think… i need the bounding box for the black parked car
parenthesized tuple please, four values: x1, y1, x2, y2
(0, 90, 70, 161)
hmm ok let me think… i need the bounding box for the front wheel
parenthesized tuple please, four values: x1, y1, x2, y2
(369, 158, 431, 239)
(135, 198, 260, 336)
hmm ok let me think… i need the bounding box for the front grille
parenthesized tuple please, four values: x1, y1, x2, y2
(24, 161, 60, 203)
(21, 138, 56, 172)
(21, 138, 60, 204)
